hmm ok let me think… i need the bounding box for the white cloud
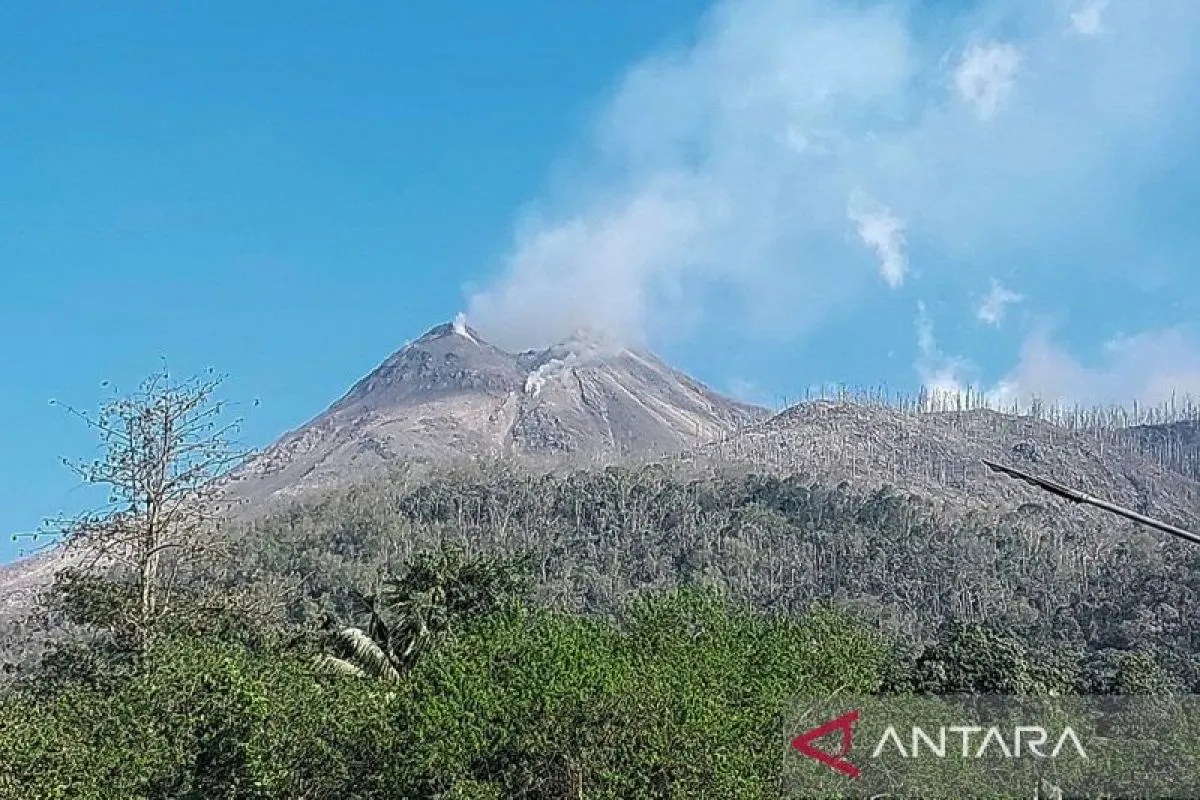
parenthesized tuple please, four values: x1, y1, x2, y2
(976, 279, 1023, 326)
(953, 42, 1021, 120)
(848, 192, 907, 287)
(1069, 0, 1110, 37)
(986, 325, 1200, 408)
(464, 0, 1200, 370)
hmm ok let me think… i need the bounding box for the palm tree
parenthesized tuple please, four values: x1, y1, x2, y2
(314, 598, 403, 683)
(315, 541, 530, 682)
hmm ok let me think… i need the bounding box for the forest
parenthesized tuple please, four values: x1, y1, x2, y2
(1, 370, 1197, 798)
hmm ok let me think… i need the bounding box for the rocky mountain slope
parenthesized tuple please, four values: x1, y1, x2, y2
(227, 320, 769, 507)
(687, 401, 1200, 532)
(0, 321, 768, 635)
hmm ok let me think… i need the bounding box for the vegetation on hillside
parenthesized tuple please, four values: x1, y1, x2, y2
(218, 460, 1200, 691)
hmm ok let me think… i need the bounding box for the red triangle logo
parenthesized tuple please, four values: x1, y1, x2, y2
(791, 708, 861, 779)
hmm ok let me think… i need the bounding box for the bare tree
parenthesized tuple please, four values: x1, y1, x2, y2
(43, 365, 253, 652)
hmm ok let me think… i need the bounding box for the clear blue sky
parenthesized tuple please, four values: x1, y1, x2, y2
(3, 0, 1199, 564)
(0, 1, 709, 561)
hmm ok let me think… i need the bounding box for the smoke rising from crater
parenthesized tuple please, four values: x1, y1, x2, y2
(465, 0, 1200, 379)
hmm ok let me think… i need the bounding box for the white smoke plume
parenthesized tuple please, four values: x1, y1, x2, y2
(915, 302, 971, 397)
(464, 0, 1200, 375)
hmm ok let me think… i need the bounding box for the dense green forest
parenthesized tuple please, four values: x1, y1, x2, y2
(2, 372, 1198, 798)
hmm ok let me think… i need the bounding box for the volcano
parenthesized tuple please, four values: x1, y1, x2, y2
(230, 320, 770, 505)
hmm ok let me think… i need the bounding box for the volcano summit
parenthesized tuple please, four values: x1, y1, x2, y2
(232, 320, 769, 505)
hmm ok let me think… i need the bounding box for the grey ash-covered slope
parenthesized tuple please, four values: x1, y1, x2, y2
(232, 321, 769, 504)
(688, 401, 1200, 529)
(1118, 420, 1200, 481)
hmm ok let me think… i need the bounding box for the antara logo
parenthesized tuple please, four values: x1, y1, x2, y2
(792, 708, 1089, 779)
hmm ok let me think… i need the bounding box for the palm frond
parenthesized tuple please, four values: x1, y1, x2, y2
(313, 653, 368, 679)
(334, 626, 402, 683)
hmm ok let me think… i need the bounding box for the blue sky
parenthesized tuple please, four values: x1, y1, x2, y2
(3, 0, 1198, 563)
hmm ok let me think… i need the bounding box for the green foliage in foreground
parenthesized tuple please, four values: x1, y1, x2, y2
(0, 589, 888, 800)
(398, 592, 885, 799)
(0, 633, 396, 799)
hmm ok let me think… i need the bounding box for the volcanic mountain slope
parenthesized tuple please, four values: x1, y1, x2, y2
(686, 400, 1200, 529)
(229, 320, 769, 506)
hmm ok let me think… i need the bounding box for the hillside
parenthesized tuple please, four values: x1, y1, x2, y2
(1120, 419, 1200, 481)
(689, 401, 1200, 531)
(223, 450, 1200, 689)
